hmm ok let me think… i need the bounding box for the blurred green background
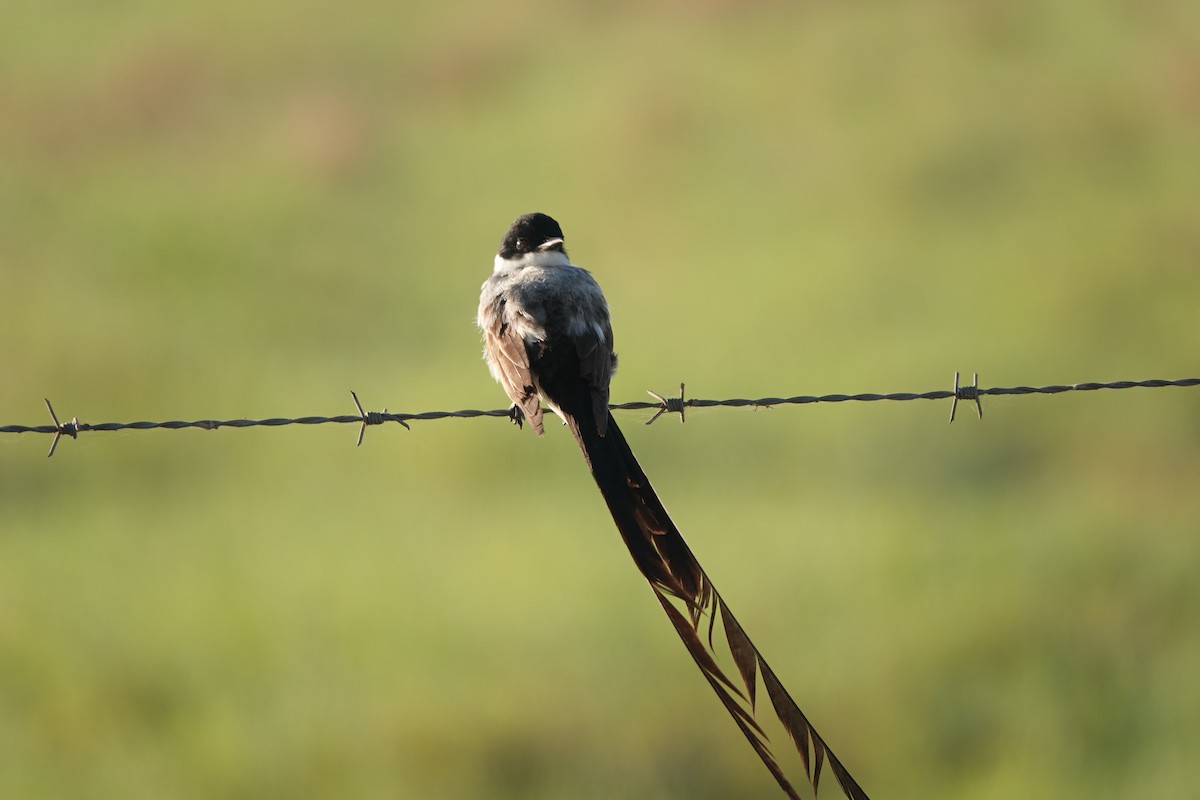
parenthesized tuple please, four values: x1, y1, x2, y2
(2, 1, 1199, 798)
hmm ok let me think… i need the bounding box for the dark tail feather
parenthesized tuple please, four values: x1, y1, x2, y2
(563, 404, 869, 800)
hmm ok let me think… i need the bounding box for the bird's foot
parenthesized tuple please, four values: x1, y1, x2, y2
(507, 404, 525, 429)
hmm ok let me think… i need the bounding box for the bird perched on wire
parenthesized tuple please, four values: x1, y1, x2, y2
(477, 212, 867, 800)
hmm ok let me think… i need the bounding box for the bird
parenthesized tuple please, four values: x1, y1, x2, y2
(477, 212, 868, 800)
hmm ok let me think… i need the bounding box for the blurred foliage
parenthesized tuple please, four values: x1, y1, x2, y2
(2, 1, 1199, 798)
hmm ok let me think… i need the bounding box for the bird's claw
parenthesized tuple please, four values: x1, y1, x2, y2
(508, 404, 525, 429)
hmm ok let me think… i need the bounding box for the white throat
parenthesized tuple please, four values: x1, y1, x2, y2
(493, 250, 571, 273)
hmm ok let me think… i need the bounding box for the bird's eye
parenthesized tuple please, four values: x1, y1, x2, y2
(516, 238, 527, 251)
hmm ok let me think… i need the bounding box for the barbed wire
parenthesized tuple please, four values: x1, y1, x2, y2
(2, 374, 1197, 457)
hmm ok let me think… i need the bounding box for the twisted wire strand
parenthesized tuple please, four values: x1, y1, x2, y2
(3, 376, 1197, 457)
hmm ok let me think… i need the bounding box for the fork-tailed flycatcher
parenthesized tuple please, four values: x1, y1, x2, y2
(477, 212, 867, 800)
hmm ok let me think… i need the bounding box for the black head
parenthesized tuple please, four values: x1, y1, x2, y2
(498, 212, 566, 259)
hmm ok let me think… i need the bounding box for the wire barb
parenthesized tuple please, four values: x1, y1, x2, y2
(646, 383, 688, 425)
(351, 390, 407, 447)
(949, 372, 983, 424)
(43, 398, 80, 458)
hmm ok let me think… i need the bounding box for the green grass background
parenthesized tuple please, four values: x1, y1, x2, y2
(2, 1, 1199, 798)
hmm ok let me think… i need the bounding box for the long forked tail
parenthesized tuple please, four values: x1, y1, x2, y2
(565, 407, 869, 800)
